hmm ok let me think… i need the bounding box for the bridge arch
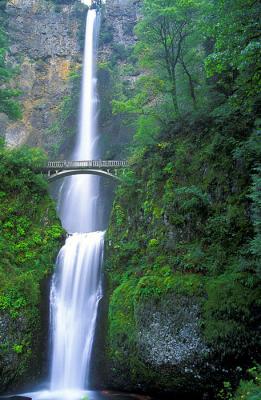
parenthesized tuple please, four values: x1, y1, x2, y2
(47, 168, 121, 183)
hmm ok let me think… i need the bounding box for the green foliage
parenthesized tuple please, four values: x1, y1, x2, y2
(105, 93, 260, 396)
(99, 23, 113, 45)
(204, 0, 261, 113)
(134, 272, 204, 301)
(0, 25, 22, 120)
(217, 381, 233, 400)
(111, 43, 131, 64)
(96, 40, 139, 159)
(113, 0, 260, 139)
(12, 344, 23, 354)
(233, 366, 261, 400)
(0, 140, 63, 381)
(101, 0, 261, 396)
(203, 272, 260, 356)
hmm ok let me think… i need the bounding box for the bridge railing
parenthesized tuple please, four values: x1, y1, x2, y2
(41, 160, 128, 169)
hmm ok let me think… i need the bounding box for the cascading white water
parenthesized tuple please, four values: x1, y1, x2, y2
(23, 8, 106, 400)
(59, 8, 100, 234)
(50, 232, 104, 390)
(50, 8, 104, 394)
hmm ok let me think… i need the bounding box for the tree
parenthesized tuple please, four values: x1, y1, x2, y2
(204, 0, 261, 114)
(135, 0, 202, 113)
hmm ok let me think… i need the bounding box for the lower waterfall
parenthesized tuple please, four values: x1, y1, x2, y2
(50, 232, 105, 391)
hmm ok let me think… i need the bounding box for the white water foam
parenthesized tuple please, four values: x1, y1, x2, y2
(50, 232, 104, 390)
(59, 8, 100, 234)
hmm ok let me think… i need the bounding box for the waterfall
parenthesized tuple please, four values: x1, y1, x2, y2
(50, 232, 104, 390)
(59, 8, 100, 234)
(23, 8, 106, 400)
(49, 8, 103, 395)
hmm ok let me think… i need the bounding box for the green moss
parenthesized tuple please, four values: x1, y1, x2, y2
(134, 272, 204, 301)
(107, 277, 176, 388)
(109, 278, 137, 356)
(203, 273, 260, 358)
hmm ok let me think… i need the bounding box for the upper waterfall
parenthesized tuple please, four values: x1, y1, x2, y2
(59, 8, 101, 234)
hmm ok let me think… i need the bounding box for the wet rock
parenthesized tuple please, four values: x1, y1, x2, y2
(137, 300, 209, 368)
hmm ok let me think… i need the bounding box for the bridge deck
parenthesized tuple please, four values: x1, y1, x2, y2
(38, 160, 128, 171)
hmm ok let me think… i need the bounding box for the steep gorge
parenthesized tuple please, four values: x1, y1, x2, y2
(0, 0, 260, 398)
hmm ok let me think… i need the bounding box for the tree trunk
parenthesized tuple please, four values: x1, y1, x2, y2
(171, 70, 179, 115)
(180, 59, 197, 109)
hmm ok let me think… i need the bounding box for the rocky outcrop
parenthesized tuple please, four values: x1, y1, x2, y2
(136, 298, 209, 369)
(3, 0, 85, 152)
(105, 279, 217, 398)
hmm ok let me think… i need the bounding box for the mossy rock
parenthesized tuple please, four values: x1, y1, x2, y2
(106, 273, 221, 396)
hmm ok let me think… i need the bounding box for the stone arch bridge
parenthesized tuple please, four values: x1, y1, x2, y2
(37, 160, 128, 182)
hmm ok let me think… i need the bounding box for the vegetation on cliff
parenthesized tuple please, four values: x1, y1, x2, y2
(0, 140, 64, 390)
(105, 0, 261, 397)
(0, 1, 21, 120)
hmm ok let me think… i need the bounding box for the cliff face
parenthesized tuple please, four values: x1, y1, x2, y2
(2, 0, 84, 153)
(97, 0, 141, 159)
(100, 0, 140, 49)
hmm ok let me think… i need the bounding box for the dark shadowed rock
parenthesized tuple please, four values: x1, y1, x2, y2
(0, 396, 32, 400)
